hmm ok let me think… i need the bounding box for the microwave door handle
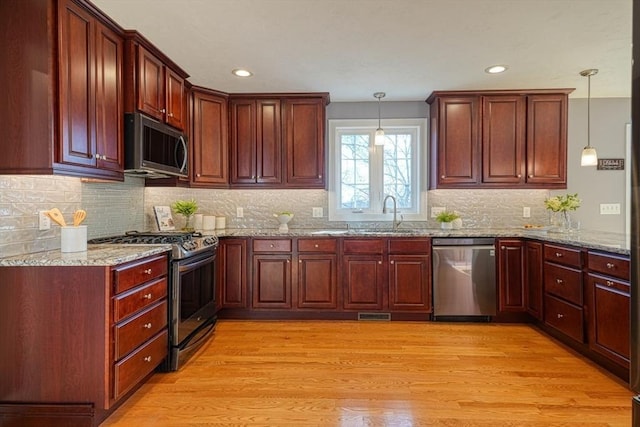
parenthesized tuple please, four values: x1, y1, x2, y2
(176, 136, 188, 173)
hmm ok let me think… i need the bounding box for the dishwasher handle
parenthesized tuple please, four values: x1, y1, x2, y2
(433, 245, 495, 251)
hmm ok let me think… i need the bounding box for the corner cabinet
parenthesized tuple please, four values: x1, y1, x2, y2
(497, 239, 526, 312)
(426, 89, 572, 189)
(191, 88, 229, 187)
(0, 0, 124, 180)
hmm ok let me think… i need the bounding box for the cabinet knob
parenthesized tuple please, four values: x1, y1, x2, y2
(557, 313, 564, 319)
(160, 108, 166, 114)
(528, 175, 533, 178)
(606, 280, 614, 287)
(390, 260, 394, 265)
(270, 244, 274, 248)
(144, 269, 152, 274)
(517, 174, 522, 178)
(441, 175, 445, 179)
(606, 262, 615, 269)
(556, 278, 563, 284)
(143, 356, 152, 362)
(318, 175, 322, 179)
(299, 260, 302, 263)
(143, 323, 152, 329)
(378, 261, 382, 265)
(197, 173, 201, 177)
(286, 259, 290, 264)
(252, 175, 256, 180)
(501, 246, 505, 250)
(555, 252, 563, 258)
(143, 293, 152, 300)
(167, 112, 174, 118)
(314, 244, 319, 248)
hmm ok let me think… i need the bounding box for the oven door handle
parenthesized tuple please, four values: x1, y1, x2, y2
(178, 254, 215, 273)
(179, 321, 216, 352)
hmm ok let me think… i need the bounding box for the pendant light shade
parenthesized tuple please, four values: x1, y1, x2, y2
(374, 92, 386, 145)
(580, 69, 599, 167)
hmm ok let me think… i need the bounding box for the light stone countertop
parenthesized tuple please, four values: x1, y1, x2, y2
(213, 227, 631, 255)
(0, 244, 172, 267)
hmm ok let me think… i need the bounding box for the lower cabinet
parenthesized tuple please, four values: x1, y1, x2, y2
(497, 239, 526, 312)
(524, 241, 544, 320)
(252, 254, 292, 308)
(342, 239, 385, 310)
(297, 238, 338, 309)
(218, 238, 248, 308)
(388, 238, 431, 312)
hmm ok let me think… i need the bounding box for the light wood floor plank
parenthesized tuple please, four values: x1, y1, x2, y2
(102, 321, 632, 426)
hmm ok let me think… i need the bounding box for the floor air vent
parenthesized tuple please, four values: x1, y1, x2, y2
(358, 312, 391, 321)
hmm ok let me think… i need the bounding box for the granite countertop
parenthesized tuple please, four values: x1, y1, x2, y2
(0, 244, 172, 267)
(214, 227, 631, 255)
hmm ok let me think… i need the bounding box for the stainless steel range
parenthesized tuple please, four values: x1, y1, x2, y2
(89, 231, 219, 371)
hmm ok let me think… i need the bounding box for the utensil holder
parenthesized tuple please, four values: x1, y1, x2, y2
(61, 226, 87, 253)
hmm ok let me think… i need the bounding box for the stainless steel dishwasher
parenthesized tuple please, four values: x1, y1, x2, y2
(432, 237, 496, 320)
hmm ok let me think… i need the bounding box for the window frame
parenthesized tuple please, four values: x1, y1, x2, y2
(328, 118, 428, 222)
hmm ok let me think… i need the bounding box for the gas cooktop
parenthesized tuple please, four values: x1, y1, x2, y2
(88, 231, 218, 259)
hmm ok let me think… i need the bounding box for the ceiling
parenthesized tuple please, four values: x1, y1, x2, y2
(91, 0, 632, 102)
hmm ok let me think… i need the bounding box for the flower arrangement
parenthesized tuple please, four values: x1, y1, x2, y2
(171, 199, 198, 231)
(435, 210, 460, 223)
(544, 193, 581, 212)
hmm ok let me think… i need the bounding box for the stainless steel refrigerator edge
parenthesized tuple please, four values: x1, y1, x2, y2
(632, 0, 640, 421)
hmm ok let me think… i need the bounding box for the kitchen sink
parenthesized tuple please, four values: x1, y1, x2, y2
(310, 230, 349, 235)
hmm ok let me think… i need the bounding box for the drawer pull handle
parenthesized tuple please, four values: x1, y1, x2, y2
(606, 280, 614, 287)
(557, 313, 564, 319)
(143, 356, 152, 362)
(555, 252, 563, 258)
(390, 260, 395, 265)
(299, 260, 302, 263)
(143, 293, 153, 300)
(144, 269, 152, 274)
(606, 262, 615, 269)
(314, 244, 319, 248)
(501, 246, 505, 250)
(556, 279, 563, 284)
(378, 261, 382, 265)
(143, 323, 152, 329)
(270, 244, 274, 248)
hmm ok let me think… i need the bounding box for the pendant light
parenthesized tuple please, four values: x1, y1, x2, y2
(374, 92, 386, 145)
(580, 69, 599, 166)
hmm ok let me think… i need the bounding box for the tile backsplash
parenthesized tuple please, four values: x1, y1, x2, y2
(1, 174, 550, 257)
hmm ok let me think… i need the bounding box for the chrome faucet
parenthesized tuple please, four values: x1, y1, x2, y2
(382, 195, 403, 230)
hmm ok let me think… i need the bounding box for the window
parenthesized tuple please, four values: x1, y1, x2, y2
(328, 118, 427, 222)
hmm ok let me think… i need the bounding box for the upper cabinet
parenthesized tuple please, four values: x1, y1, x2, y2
(426, 89, 573, 189)
(123, 31, 189, 131)
(0, 0, 124, 180)
(229, 93, 329, 189)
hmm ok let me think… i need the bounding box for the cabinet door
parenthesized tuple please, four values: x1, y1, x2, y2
(434, 96, 480, 187)
(137, 46, 165, 121)
(526, 94, 567, 186)
(256, 99, 282, 184)
(482, 96, 525, 184)
(587, 273, 630, 368)
(94, 21, 123, 172)
(58, 0, 96, 167)
(165, 68, 185, 130)
(524, 241, 544, 320)
(252, 255, 291, 308)
(192, 91, 228, 186)
(284, 98, 325, 187)
(218, 239, 247, 308)
(297, 254, 338, 309)
(342, 255, 385, 310)
(388, 255, 431, 312)
(497, 239, 525, 312)
(230, 99, 256, 184)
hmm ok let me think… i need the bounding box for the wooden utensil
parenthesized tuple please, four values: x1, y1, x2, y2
(73, 209, 86, 226)
(46, 208, 66, 227)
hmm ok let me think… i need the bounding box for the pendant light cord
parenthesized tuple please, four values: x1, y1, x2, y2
(377, 96, 381, 129)
(587, 74, 591, 149)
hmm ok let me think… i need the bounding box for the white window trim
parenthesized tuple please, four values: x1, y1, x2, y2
(328, 118, 428, 222)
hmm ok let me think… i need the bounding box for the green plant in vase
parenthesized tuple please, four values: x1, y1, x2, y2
(544, 193, 580, 232)
(171, 199, 198, 231)
(435, 210, 460, 230)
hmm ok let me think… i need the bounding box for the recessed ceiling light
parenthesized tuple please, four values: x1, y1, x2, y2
(485, 65, 508, 74)
(232, 69, 253, 77)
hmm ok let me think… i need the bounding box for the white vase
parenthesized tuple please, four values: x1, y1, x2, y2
(440, 222, 453, 230)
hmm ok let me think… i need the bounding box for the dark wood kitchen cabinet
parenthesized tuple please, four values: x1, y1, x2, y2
(497, 239, 525, 312)
(342, 239, 385, 311)
(124, 32, 188, 131)
(388, 238, 432, 312)
(426, 89, 571, 189)
(0, 0, 124, 180)
(251, 239, 293, 308)
(524, 240, 544, 320)
(218, 238, 248, 309)
(0, 252, 170, 426)
(586, 251, 630, 369)
(191, 88, 229, 187)
(296, 238, 338, 309)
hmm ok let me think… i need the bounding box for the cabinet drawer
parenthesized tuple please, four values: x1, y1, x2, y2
(588, 273, 630, 295)
(114, 277, 167, 322)
(114, 300, 167, 360)
(544, 262, 582, 306)
(114, 329, 168, 400)
(388, 238, 430, 254)
(587, 252, 630, 281)
(252, 239, 292, 252)
(544, 244, 581, 268)
(544, 294, 583, 343)
(343, 239, 384, 254)
(113, 255, 168, 294)
(297, 238, 337, 253)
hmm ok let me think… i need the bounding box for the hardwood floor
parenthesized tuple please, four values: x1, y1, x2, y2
(102, 321, 632, 426)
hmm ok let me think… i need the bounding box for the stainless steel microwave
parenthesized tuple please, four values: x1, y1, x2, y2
(124, 113, 188, 178)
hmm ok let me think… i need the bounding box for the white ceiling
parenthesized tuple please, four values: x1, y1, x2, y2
(91, 0, 632, 102)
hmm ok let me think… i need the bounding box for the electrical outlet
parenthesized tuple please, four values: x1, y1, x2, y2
(236, 207, 244, 218)
(523, 207, 531, 218)
(38, 210, 51, 230)
(431, 207, 446, 218)
(312, 207, 323, 218)
(600, 203, 621, 215)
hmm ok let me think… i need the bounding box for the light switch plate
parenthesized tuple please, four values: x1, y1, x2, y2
(236, 207, 244, 218)
(312, 207, 323, 218)
(600, 203, 621, 215)
(523, 207, 531, 218)
(38, 210, 51, 230)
